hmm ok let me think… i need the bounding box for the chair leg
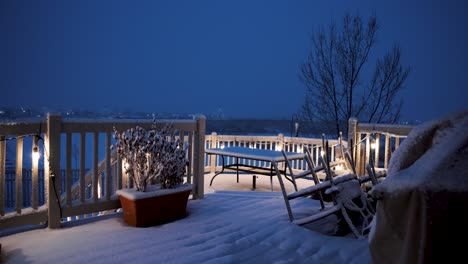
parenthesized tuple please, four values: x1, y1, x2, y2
(340, 206, 363, 239)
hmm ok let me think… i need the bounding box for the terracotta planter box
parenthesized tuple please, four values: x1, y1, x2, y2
(117, 184, 193, 227)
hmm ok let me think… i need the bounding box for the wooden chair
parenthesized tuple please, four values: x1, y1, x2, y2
(277, 140, 381, 238)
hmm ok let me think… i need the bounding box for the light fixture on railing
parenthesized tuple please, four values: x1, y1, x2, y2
(370, 137, 377, 150)
(32, 135, 40, 161)
(297, 146, 303, 153)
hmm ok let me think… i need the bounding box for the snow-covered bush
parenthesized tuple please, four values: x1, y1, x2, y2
(113, 124, 188, 192)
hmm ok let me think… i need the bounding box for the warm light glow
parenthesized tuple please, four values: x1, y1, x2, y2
(275, 145, 282, 151)
(32, 146, 40, 161)
(320, 150, 325, 157)
(371, 139, 377, 150)
(220, 143, 225, 149)
(297, 146, 303, 153)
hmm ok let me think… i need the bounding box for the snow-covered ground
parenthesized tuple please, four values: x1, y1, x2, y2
(0, 173, 371, 264)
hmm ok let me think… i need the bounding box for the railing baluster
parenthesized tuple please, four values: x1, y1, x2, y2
(187, 132, 193, 184)
(315, 146, 319, 165)
(105, 132, 111, 200)
(32, 136, 39, 210)
(356, 133, 362, 175)
(384, 134, 391, 168)
(116, 156, 122, 190)
(16, 137, 23, 214)
(66, 133, 72, 206)
(93, 132, 99, 201)
(365, 133, 371, 166)
(0, 135, 5, 216)
(210, 132, 217, 173)
(80, 132, 86, 203)
(375, 133, 380, 167)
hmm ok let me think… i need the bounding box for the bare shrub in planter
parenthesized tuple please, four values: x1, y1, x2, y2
(113, 124, 188, 192)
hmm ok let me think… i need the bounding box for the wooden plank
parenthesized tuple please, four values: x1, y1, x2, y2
(273, 161, 294, 222)
(0, 210, 48, 230)
(93, 132, 99, 201)
(0, 121, 47, 135)
(287, 173, 356, 200)
(112, 155, 117, 192)
(66, 133, 72, 205)
(32, 136, 39, 209)
(384, 134, 391, 168)
(61, 119, 197, 133)
(193, 115, 205, 199)
(209, 132, 217, 173)
(116, 157, 122, 190)
(0, 135, 5, 216)
(375, 133, 380, 167)
(16, 137, 23, 214)
(105, 132, 111, 200)
(365, 134, 370, 166)
(315, 146, 319, 165)
(61, 199, 121, 218)
(47, 114, 62, 228)
(80, 132, 86, 203)
(187, 132, 193, 184)
(293, 205, 341, 226)
(357, 123, 413, 136)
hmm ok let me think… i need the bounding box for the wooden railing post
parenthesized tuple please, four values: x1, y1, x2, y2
(15, 137, 23, 213)
(210, 132, 217, 173)
(277, 133, 284, 151)
(193, 115, 206, 199)
(0, 136, 5, 216)
(347, 118, 361, 174)
(46, 113, 62, 228)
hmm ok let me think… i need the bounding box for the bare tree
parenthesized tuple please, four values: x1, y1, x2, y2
(299, 14, 411, 138)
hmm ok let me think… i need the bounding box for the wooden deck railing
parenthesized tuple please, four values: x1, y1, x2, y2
(204, 133, 342, 174)
(1, 115, 413, 231)
(348, 118, 414, 176)
(0, 114, 206, 230)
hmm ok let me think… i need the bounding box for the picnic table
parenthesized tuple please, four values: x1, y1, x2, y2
(205, 147, 305, 190)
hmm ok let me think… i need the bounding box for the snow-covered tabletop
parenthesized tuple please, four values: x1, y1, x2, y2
(205, 147, 305, 162)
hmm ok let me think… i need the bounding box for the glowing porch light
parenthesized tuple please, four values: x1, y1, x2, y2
(220, 143, 225, 149)
(320, 150, 325, 157)
(275, 145, 282, 151)
(370, 139, 377, 150)
(32, 146, 40, 161)
(32, 136, 40, 162)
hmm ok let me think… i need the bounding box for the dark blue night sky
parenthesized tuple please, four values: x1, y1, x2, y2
(1, 0, 467, 121)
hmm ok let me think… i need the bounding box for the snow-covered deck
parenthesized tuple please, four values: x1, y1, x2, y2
(1, 173, 371, 263)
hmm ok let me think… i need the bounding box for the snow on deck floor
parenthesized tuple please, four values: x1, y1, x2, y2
(1, 173, 371, 264)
